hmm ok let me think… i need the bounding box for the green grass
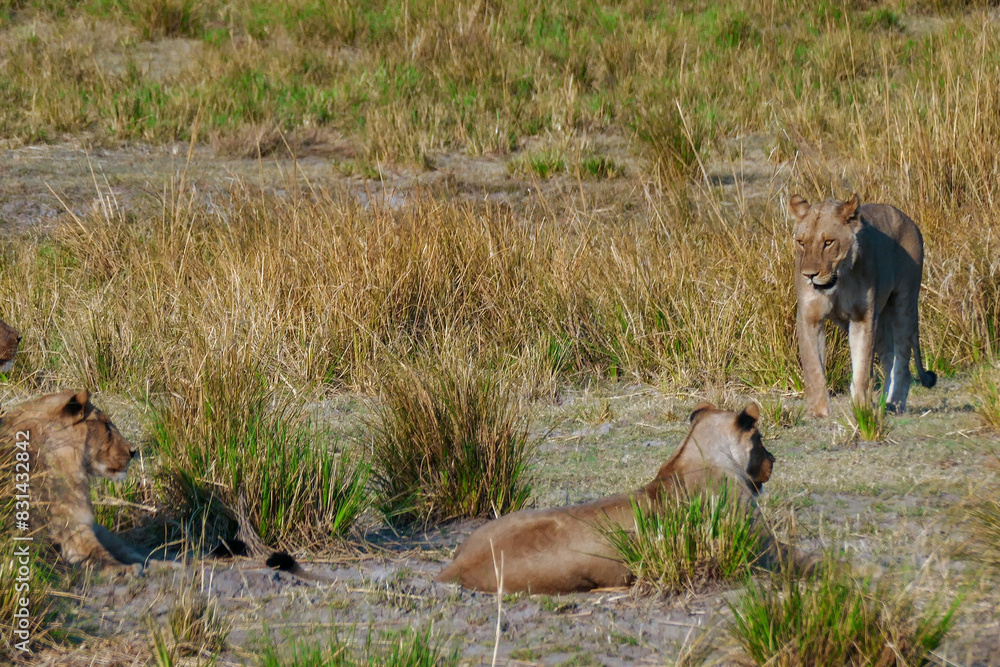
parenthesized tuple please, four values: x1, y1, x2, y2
(843, 394, 892, 443)
(259, 626, 459, 667)
(150, 348, 369, 549)
(728, 563, 957, 666)
(368, 351, 533, 529)
(760, 395, 805, 430)
(603, 483, 762, 596)
(579, 155, 621, 179)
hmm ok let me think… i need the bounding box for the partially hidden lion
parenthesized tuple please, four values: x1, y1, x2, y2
(0, 319, 20, 373)
(4, 390, 149, 571)
(790, 194, 936, 417)
(435, 403, 775, 594)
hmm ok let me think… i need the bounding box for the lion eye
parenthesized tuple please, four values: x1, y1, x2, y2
(796, 240, 805, 247)
(823, 239, 834, 247)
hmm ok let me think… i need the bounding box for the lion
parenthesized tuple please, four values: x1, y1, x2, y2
(434, 403, 776, 594)
(4, 390, 148, 571)
(0, 319, 21, 373)
(790, 194, 936, 417)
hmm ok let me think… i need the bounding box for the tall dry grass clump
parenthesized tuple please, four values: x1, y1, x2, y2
(369, 351, 532, 528)
(149, 344, 368, 550)
(967, 452, 1000, 569)
(971, 368, 1000, 431)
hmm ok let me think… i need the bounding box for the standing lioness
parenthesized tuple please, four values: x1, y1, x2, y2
(435, 403, 774, 594)
(791, 194, 936, 417)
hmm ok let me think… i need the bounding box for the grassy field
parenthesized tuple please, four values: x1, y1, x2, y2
(2, 0, 1000, 664)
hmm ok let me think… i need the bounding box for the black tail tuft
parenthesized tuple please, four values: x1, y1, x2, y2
(209, 538, 248, 559)
(921, 371, 937, 389)
(266, 551, 298, 572)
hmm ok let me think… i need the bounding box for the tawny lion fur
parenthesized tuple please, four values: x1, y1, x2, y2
(790, 193, 936, 417)
(0, 319, 20, 373)
(435, 403, 775, 594)
(4, 390, 147, 570)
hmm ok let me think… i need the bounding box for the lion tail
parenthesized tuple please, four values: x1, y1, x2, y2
(913, 338, 937, 389)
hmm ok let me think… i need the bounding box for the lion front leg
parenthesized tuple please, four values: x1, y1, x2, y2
(798, 314, 830, 417)
(848, 313, 876, 407)
(59, 524, 141, 574)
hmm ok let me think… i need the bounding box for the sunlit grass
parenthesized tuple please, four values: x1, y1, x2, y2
(369, 351, 532, 529)
(603, 484, 762, 596)
(729, 563, 957, 666)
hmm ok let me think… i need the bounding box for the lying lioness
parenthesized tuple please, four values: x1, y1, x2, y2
(3, 390, 151, 571)
(435, 402, 774, 594)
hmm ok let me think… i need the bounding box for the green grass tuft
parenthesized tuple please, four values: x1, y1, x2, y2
(603, 483, 762, 596)
(150, 348, 368, 549)
(728, 563, 957, 666)
(843, 393, 892, 443)
(259, 626, 459, 667)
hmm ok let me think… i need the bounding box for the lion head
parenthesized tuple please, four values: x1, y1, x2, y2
(0, 319, 21, 373)
(8, 390, 136, 482)
(658, 402, 774, 497)
(789, 193, 862, 293)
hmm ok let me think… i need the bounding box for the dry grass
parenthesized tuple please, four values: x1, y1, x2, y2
(972, 368, 1000, 431)
(368, 349, 533, 528)
(148, 593, 229, 665)
(1, 1, 999, 662)
(968, 452, 1000, 569)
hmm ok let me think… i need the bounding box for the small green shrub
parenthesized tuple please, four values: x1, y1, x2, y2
(729, 564, 957, 666)
(369, 354, 532, 529)
(603, 483, 762, 596)
(580, 155, 621, 179)
(523, 150, 565, 179)
(151, 349, 368, 549)
(843, 393, 891, 443)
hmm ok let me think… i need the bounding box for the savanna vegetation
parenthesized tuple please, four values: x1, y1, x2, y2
(1, 0, 999, 663)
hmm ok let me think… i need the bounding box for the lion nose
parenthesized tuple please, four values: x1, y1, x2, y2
(803, 271, 818, 280)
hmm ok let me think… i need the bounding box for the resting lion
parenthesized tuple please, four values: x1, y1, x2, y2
(4, 390, 149, 571)
(435, 403, 775, 594)
(0, 319, 20, 373)
(790, 194, 936, 417)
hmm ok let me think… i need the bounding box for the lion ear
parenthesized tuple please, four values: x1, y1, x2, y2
(737, 403, 760, 431)
(63, 390, 90, 422)
(789, 194, 811, 221)
(839, 193, 861, 224)
(690, 402, 715, 423)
